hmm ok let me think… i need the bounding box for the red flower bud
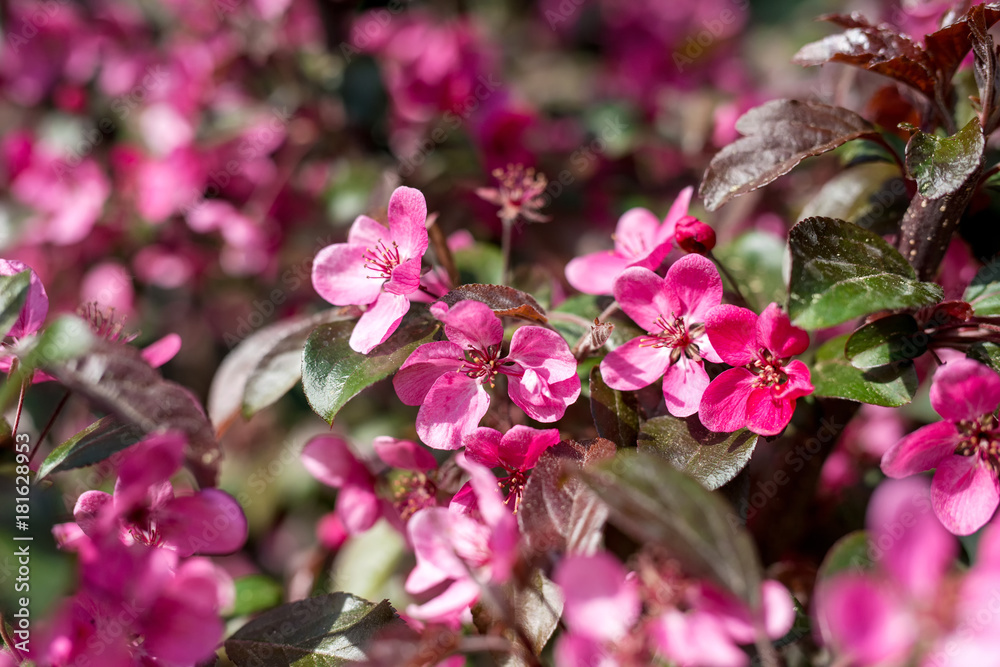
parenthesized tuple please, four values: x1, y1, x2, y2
(674, 216, 717, 255)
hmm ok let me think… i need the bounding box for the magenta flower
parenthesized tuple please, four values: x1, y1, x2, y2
(394, 300, 580, 449)
(459, 425, 560, 511)
(699, 303, 813, 436)
(68, 432, 247, 557)
(600, 255, 723, 417)
(564, 187, 692, 295)
(881, 358, 1000, 535)
(404, 453, 519, 626)
(312, 186, 429, 353)
(0, 259, 48, 339)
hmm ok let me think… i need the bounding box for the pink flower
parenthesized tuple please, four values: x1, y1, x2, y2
(600, 255, 723, 417)
(302, 434, 439, 536)
(565, 187, 692, 295)
(404, 453, 518, 625)
(460, 425, 560, 511)
(67, 432, 247, 557)
(555, 553, 641, 648)
(699, 303, 813, 436)
(881, 358, 1000, 535)
(0, 259, 48, 339)
(394, 300, 580, 449)
(312, 186, 429, 353)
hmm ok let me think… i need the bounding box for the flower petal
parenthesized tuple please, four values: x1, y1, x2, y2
(756, 303, 809, 358)
(662, 356, 709, 418)
(880, 421, 961, 478)
(0, 259, 48, 338)
(746, 386, 795, 436)
(565, 251, 631, 295)
(663, 254, 723, 322)
(497, 425, 560, 472)
(931, 455, 1000, 535)
(930, 358, 1000, 422)
(347, 214, 389, 247)
(613, 208, 661, 261)
(507, 325, 579, 382)
(312, 242, 382, 306)
(387, 186, 429, 258)
(140, 333, 182, 368)
(699, 367, 755, 433)
(373, 436, 437, 471)
(706, 305, 758, 367)
(416, 373, 491, 450)
(554, 553, 640, 642)
(158, 489, 248, 556)
(73, 491, 112, 538)
(431, 300, 503, 351)
(612, 266, 674, 332)
(393, 341, 465, 406)
(301, 435, 368, 488)
(600, 338, 671, 391)
(336, 482, 381, 534)
(463, 427, 504, 468)
(656, 185, 694, 245)
(383, 257, 422, 296)
(507, 368, 580, 423)
(349, 291, 410, 354)
(814, 575, 915, 666)
(650, 609, 748, 667)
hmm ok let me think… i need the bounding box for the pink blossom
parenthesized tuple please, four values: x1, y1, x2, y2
(0, 259, 49, 339)
(565, 187, 692, 295)
(394, 300, 580, 449)
(700, 303, 813, 436)
(881, 358, 1000, 535)
(66, 432, 247, 557)
(460, 425, 560, 511)
(312, 187, 429, 353)
(555, 552, 641, 646)
(404, 453, 518, 625)
(601, 255, 723, 417)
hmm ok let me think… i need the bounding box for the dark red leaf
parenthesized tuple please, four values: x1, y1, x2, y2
(439, 284, 547, 323)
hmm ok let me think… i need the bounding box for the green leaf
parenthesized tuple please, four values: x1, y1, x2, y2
(799, 161, 908, 236)
(968, 341, 1000, 372)
(589, 367, 639, 449)
(230, 575, 284, 617)
(637, 415, 758, 490)
(811, 334, 918, 406)
(964, 260, 1000, 315)
(844, 314, 924, 368)
(302, 307, 439, 424)
(712, 231, 787, 312)
(37, 416, 143, 480)
(905, 118, 985, 199)
(578, 450, 763, 607)
(0, 270, 31, 338)
(224, 592, 400, 666)
(788, 217, 944, 329)
(817, 530, 873, 581)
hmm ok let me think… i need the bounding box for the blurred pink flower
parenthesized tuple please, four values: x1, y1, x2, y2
(394, 300, 580, 449)
(601, 256, 723, 417)
(461, 425, 560, 511)
(312, 186, 429, 353)
(700, 303, 813, 436)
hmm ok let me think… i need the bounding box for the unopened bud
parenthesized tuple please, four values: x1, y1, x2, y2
(674, 216, 716, 255)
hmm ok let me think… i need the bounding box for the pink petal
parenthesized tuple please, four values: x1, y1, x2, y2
(699, 367, 755, 433)
(814, 576, 915, 666)
(881, 421, 961, 478)
(745, 386, 795, 436)
(756, 303, 809, 358)
(406, 578, 481, 624)
(499, 425, 560, 472)
(454, 452, 516, 539)
(929, 358, 1000, 422)
(349, 291, 410, 354)
(394, 341, 465, 406)
(565, 251, 630, 295)
(663, 254, 723, 322)
(158, 489, 248, 556)
(416, 373, 491, 450)
(317, 511, 348, 550)
(0, 259, 48, 338)
(600, 338, 671, 391)
(431, 300, 503, 351)
(650, 609, 748, 667)
(555, 634, 614, 667)
(554, 553, 640, 642)
(976, 521, 1000, 571)
(613, 208, 661, 261)
(656, 185, 694, 245)
(337, 482, 381, 534)
(73, 491, 112, 538)
(761, 580, 796, 639)
(347, 215, 390, 247)
(387, 186, 429, 258)
(373, 437, 437, 471)
(866, 477, 955, 597)
(140, 333, 182, 368)
(301, 435, 369, 488)
(706, 305, 759, 367)
(383, 257, 422, 296)
(463, 427, 503, 468)
(117, 431, 186, 503)
(612, 267, 675, 333)
(506, 368, 580, 423)
(932, 455, 1000, 535)
(312, 242, 382, 306)
(662, 356, 710, 418)
(507, 325, 579, 382)
(406, 508, 471, 585)
(774, 360, 814, 402)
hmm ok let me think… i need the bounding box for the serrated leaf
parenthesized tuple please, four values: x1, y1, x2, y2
(518, 438, 615, 557)
(302, 307, 439, 424)
(230, 575, 284, 618)
(712, 231, 787, 312)
(700, 99, 878, 210)
(589, 367, 639, 449)
(964, 260, 1000, 315)
(799, 162, 908, 236)
(209, 309, 355, 434)
(41, 337, 221, 487)
(0, 270, 31, 338)
(905, 118, 985, 199)
(637, 415, 758, 490)
(224, 593, 400, 666)
(788, 217, 944, 329)
(439, 284, 547, 323)
(817, 530, 873, 581)
(578, 450, 763, 607)
(811, 334, 918, 407)
(844, 314, 924, 368)
(37, 415, 143, 480)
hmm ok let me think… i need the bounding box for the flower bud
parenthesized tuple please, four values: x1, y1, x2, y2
(674, 216, 716, 255)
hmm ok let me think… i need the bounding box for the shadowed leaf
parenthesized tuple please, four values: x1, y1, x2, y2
(38, 415, 143, 480)
(638, 415, 758, 490)
(589, 367, 639, 449)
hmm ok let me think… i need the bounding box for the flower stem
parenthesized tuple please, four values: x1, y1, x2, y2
(707, 251, 750, 309)
(500, 215, 514, 285)
(29, 390, 70, 465)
